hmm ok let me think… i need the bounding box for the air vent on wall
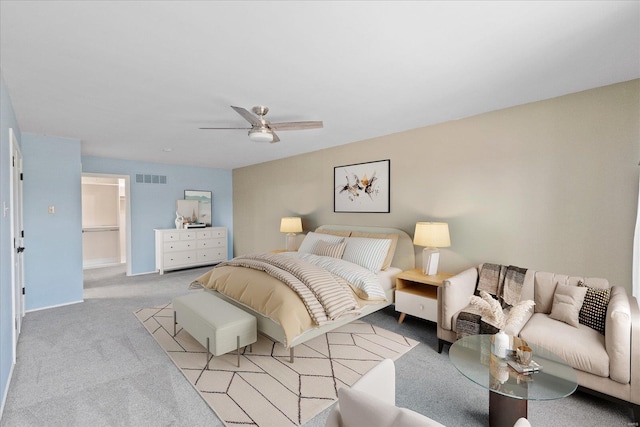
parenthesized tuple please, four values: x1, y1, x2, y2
(135, 174, 167, 184)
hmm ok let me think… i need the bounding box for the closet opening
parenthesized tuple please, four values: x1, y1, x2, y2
(81, 173, 131, 276)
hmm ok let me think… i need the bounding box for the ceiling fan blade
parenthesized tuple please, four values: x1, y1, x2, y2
(199, 127, 251, 130)
(271, 131, 280, 143)
(231, 105, 262, 127)
(269, 121, 324, 131)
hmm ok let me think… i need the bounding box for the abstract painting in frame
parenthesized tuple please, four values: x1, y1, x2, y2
(184, 190, 212, 226)
(334, 159, 390, 213)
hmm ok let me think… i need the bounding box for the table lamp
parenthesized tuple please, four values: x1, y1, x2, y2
(413, 222, 451, 275)
(280, 217, 303, 251)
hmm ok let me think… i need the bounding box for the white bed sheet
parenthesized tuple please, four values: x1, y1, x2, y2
(376, 267, 401, 291)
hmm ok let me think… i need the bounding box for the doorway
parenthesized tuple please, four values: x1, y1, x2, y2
(10, 128, 24, 362)
(81, 173, 131, 276)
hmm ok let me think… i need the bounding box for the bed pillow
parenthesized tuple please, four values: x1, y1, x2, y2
(313, 240, 346, 259)
(549, 283, 588, 327)
(342, 237, 392, 273)
(297, 232, 344, 254)
(350, 231, 398, 270)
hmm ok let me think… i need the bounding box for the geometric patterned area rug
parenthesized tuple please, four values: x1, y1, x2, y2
(134, 303, 419, 427)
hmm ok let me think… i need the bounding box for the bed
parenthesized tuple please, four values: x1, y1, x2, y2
(192, 225, 414, 362)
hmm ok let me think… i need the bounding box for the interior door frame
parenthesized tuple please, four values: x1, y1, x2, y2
(9, 128, 24, 362)
(82, 173, 132, 276)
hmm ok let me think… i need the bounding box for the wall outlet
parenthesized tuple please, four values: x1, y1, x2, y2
(48, 205, 55, 214)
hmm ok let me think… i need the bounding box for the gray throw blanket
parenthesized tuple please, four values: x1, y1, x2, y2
(217, 253, 360, 325)
(476, 263, 506, 297)
(456, 263, 527, 339)
(502, 265, 527, 306)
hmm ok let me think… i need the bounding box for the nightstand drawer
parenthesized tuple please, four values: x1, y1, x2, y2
(395, 290, 437, 322)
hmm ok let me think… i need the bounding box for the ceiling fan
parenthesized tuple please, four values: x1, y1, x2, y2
(200, 105, 323, 143)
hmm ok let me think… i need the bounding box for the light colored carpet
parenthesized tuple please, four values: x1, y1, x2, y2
(135, 303, 419, 427)
(1, 265, 633, 426)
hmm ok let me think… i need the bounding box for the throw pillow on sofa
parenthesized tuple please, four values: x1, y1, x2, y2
(578, 281, 611, 335)
(549, 283, 588, 327)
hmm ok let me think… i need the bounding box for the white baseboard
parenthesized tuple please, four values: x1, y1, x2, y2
(0, 360, 15, 420)
(128, 270, 158, 277)
(25, 299, 84, 313)
(83, 258, 120, 269)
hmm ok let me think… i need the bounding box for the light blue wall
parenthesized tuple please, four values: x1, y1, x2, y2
(0, 73, 21, 412)
(81, 156, 233, 274)
(22, 134, 84, 311)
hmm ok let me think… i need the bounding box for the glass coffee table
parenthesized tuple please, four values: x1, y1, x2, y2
(449, 334, 578, 427)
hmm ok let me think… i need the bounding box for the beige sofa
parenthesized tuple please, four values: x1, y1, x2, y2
(437, 265, 640, 421)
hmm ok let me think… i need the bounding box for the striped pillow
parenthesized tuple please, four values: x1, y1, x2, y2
(298, 232, 344, 254)
(350, 231, 398, 270)
(342, 237, 392, 273)
(313, 240, 347, 259)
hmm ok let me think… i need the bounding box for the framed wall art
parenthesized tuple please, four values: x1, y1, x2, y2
(184, 190, 212, 225)
(334, 159, 390, 213)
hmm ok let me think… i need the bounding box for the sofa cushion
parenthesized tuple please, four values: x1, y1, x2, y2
(549, 284, 588, 327)
(533, 273, 610, 314)
(520, 313, 609, 378)
(338, 387, 444, 427)
(578, 282, 610, 335)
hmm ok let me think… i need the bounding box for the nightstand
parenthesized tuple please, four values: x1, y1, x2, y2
(395, 269, 453, 324)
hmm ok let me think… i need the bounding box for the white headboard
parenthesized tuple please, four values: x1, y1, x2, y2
(315, 225, 415, 272)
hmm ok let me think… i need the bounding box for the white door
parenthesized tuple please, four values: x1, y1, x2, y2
(10, 129, 25, 359)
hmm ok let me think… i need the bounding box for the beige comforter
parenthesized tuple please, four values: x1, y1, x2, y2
(193, 257, 378, 346)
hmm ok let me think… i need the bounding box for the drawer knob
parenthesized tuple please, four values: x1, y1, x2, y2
(418, 304, 424, 311)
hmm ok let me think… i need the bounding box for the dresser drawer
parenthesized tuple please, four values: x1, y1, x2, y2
(395, 290, 437, 322)
(209, 228, 226, 238)
(162, 230, 196, 242)
(196, 229, 213, 239)
(197, 248, 226, 263)
(196, 238, 225, 249)
(163, 240, 195, 252)
(162, 231, 182, 242)
(163, 251, 196, 267)
(179, 231, 196, 240)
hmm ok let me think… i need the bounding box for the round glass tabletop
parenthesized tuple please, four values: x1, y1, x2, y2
(449, 334, 578, 401)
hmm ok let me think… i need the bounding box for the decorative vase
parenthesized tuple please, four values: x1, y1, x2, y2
(493, 330, 509, 359)
(175, 212, 184, 229)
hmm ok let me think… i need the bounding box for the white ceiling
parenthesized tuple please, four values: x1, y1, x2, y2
(1, 1, 638, 170)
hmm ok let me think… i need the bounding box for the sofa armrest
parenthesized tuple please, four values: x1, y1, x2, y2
(629, 294, 640, 404)
(438, 267, 478, 331)
(325, 359, 396, 427)
(350, 359, 396, 405)
(606, 286, 633, 384)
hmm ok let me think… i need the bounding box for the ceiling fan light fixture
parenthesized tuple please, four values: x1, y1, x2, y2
(248, 128, 274, 143)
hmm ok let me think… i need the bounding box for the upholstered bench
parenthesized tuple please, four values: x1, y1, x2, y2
(173, 291, 257, 368)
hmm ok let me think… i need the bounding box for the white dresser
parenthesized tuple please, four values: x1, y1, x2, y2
(154, 227, 227, 274)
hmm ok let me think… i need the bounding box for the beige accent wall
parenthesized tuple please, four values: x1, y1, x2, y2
(233, 80, 640, 292)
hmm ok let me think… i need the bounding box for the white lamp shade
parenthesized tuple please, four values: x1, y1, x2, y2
(413, 222, 451, 248)
(249, 129, 274, 143)
(280, 217, 302, 233)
